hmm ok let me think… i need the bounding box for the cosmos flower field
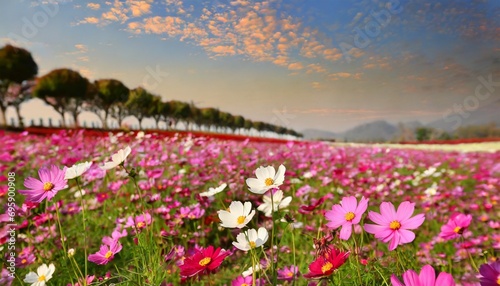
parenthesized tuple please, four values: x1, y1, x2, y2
(1, 130, 499, 285)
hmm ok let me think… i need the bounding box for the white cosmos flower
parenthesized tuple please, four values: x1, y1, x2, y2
(246, 164, 286, 194)
(24, 263, 55, 286)
(100, 146, 132, 170)
(233, 227, 268, 251)
(242, 264, 263, 277)
(200, 183, 227, 197)
(217, 201, 255, 228)
(65, 161, 92, 180)
(257, 190, 292, 217)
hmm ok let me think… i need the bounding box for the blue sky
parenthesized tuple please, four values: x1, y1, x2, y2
(1, 0, 499, 132)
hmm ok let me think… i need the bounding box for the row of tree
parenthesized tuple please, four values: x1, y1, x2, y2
(0, 44, 303, 138)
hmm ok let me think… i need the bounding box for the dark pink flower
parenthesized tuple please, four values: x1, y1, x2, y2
(179, 246, 230, 278)
(88, 241, 122, 265)
(439, 213, 472, 240)
(479, 260, 500, 286)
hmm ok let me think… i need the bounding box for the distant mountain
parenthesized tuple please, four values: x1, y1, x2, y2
(302, 128, 337, 140)
(428, 98, 500, 132)
(302, 99, 500, 142)
(339, 120, 398, 142)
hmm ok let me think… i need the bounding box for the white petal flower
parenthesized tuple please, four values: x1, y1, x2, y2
(257, 190, 292, 217)
(24, 263, 55, 286)
(64, 161, 92, 180)
(232, 227, 268, 251)
(100, 146, 132, 170)
(200, 183, 227, 197)
(242, 264, 263, 277)
(217, 201, 255, 228)
(246, 164, 286, 194)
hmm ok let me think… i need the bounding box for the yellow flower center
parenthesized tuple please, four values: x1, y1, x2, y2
(265, 178, 274, 186)
(137, 222, 145, 228)
(43, 182, 54, 191)
(345, 212, 355, 221)
(496, 276, 500, 285)
(38, 275, 46, 282)
(21, 259, 27, 264)
(321, 261, 333, 273)
(241, 284, 249, 286)
(105, 251, 113, 259)
(237, 216, 246, 224)
(249, 241, 257, 248)
(287, 271, 294, 277)
(454, 226, 464, 234)
(199, 257, 211, 266)
(389, 220, 401, 230)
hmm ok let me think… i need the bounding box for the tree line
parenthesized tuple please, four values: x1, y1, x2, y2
(0, 44, 303, 138)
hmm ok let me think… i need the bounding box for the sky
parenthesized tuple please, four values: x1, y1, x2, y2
(0, 0, 499, 133)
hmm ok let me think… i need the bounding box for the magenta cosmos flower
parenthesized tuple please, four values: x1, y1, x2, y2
(19, 165, 67, 203)
(364, 201, 425, 251)
(391, 264, 455, 286)
(179, 246, 230, 278)
(88, 241, 122, 265)
(439, 213, 472, 240)
(325, 196, 368, 240)
(479, 260, 500, 286)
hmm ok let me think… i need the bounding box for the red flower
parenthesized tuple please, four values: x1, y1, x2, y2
(303, 246, 349, 279)
(179, 246, 230, 278)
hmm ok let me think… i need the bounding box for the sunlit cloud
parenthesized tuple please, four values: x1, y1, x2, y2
(87, 3, 100, 10)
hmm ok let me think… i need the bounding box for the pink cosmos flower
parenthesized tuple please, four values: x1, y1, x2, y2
(277, 265, 300, 281)
(325, 196, 369, 240)
(88, 240, 122, 265)
(19, 165, 67, 203)
(479, 260, 500, 286)
(391, 264, 455, 286)
(125, 213, 152, 233)
(439, 213, 472, 240)
(364, 201, 425, 251)
(232, 275, 264, 286)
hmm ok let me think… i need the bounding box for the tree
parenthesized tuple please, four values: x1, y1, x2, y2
(149, 96, 166, 129)
(415, 127, 433, 142)
(170, 100, 192, 130)
(90, 79, 129, 129)
(126, 87, 154, 129)
(0, 44, 38, 127)
(33, 68, 94, 128)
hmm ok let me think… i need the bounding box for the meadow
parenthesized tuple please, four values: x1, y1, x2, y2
(0, 130, 499, 285)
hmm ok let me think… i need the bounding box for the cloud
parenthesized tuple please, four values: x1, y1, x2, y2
(80, 17, 99, 24)
(328, 72, 362, 80)
(288, 62, 303, 70)
(210, 45, 236, 56)
(87, 3, 100, 10)
(323, 48, 342, 62)
(230, 0, 250, 6)
(306, 63, 326, 74)
(129, 0, 151, 17)
(311, 81, 322, 89)
(74, 44, 88, 53)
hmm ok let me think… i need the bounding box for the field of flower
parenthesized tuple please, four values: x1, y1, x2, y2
(1, 130, 499, 285)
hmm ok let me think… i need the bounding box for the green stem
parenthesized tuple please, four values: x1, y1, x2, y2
(352, 233, 363, 285)
(75, 178, 88, 286)
(270, 191, 277, 285)
(462, 237, 479, 272)
(291, 225, 297, 286)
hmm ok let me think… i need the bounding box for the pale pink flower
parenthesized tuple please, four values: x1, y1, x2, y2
(364, 201, 425, 251)
(325, 196, 369, 240)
